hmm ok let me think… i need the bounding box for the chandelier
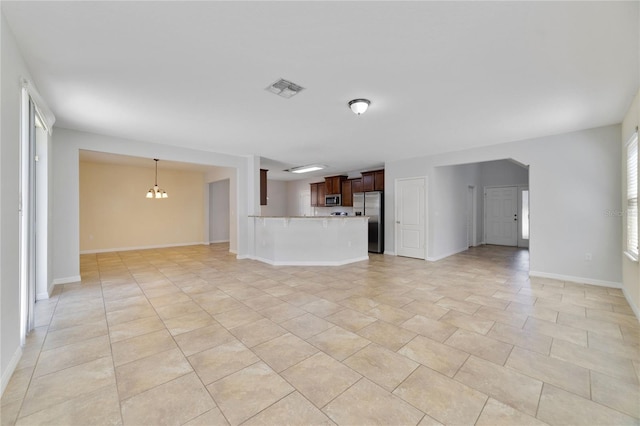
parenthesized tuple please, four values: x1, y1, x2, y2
(146, 159, 168, 199)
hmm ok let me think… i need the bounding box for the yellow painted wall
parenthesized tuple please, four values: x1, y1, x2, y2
(80, 161, 205, 252)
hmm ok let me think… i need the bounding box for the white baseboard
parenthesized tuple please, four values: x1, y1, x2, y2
(621, 286, 640, 322)
(528, 270, 622, 289)
(35, 280, 55, 301)
(427, 246, 468, 262)
(1, 346, 23, 397)
(384, 250, 396, 256)
(208, 239, 230, 244)
(79, 242, 207, 254)
(249, 255, 369, 266)
(52, 275, 81, 285)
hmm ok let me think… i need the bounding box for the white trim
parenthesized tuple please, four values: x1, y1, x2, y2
(467, 185, 477, 248)
(20, 78, 55, 134)
(52, 275, 81, 285)
(1, 346, 23, 397)
(36, 291, 49, 301)
(384, 250, 396, 256)
(624, 251, 638, 262)
(621, 286, 640, 322)
(529, 270, 622, 289)
(79, 241, 208, 254)
(249, 255, 369, 266)
(208, 239, 230, 244)
(427, 246, 468, 262)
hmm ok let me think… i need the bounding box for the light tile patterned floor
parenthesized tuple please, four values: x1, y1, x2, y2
(2, 244, 639, 425)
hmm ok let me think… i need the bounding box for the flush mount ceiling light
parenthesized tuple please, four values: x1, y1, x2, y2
(286, 164, 327, 174)
(146, 159, 168, 199)
(348, 98, 371, 115)
(266, 78, 305, 99)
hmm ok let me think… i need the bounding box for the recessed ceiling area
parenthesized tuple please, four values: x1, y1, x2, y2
(3, 1, 638, 181)
(79, 150, 227, 174)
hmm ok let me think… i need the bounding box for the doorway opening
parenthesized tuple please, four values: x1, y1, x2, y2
(209, 179, 231, 244)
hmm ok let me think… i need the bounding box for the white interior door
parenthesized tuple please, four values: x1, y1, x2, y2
(396, 177, 426, 259)
(484, 186, 518, 246)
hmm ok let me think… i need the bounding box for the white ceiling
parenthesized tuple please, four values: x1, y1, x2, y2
(3, 1, 638, 180)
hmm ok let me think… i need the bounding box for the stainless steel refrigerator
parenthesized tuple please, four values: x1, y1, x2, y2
(353, 191, 384, 253)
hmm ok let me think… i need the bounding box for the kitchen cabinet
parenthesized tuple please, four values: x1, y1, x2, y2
(374, 170, 384, 191)
(325, 175, 347, 195)
(310, 170, 383, 206)
(352, 178, 363, 194)
(310, 182, 318, 206)
(361, 169, 384, 192)
(317, 182, 326, 206)
(342, 179, 353, 207)
(260, 169, 268, 206)
(362, 172, 374, 192)
(310, 182, 326, 207)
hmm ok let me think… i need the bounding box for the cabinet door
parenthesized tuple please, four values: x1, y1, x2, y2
(362, 172, 375, 192)
(317, 183, 326, 206)
(327, 177, 335, 194)
(374, 170, 385, 191)
(260, 169, 268, 206)
(352, 178, 363, 194)
(342, 180, 353, 206)
(325, 176, 346, 194)
(325, 178, 335, 195)
(310, 183, 318, 206)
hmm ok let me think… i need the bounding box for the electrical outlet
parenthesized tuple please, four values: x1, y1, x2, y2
(585, 253, 592, 261)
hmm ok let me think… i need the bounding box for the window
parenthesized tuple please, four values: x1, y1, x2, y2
(626, 132, 638, 260)
(521, 189, 530, 240)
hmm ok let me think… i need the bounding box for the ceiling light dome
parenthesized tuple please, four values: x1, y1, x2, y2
(348, 99, 370, 115)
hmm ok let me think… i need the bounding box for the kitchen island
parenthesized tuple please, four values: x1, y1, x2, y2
(250, 216, 369, 266)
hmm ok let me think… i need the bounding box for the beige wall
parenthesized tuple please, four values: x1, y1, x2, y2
(80, 161, 205, 252)
(622, 89, 640, 317)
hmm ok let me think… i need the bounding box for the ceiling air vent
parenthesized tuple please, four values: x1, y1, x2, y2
(266, 78, 305, 99)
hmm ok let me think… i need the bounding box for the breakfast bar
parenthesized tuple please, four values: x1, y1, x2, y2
(250, 216, 369, 266)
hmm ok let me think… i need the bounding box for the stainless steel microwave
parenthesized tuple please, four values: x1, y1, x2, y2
(325, 194, 341, 206)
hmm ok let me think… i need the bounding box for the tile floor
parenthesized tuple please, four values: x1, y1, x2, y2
(1, 244, 639, 425)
